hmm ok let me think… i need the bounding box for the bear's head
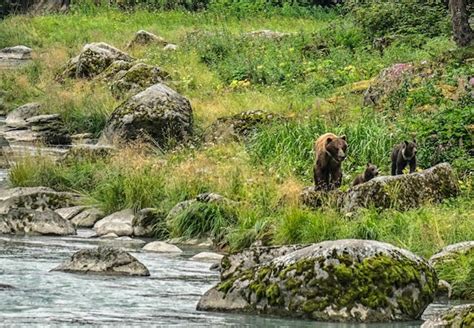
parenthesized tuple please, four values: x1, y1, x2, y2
(402, 140, 417, 160)
(364, 163, 379, 180)
(326, 135, 348, 162)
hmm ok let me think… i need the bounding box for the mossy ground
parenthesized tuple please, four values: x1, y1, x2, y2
(1, 2, 473, 296)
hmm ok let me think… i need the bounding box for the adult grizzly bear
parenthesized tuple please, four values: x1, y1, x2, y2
(313, 133, 348, 191)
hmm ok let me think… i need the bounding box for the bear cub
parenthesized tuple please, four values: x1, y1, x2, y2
(391, 140, 417, 175)
(313, 133, 348, 191)
(353, 163, 379, 186)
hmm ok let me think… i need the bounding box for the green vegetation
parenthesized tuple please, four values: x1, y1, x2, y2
(1, 0, 473, 296)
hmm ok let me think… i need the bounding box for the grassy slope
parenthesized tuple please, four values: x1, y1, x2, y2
(0, 5, 473, 264)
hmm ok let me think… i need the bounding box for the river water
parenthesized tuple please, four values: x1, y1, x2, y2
(0, 230, 456, 327)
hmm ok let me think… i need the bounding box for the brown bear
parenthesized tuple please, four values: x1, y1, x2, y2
(313, 133, 348, 191)
(352, 163, 379, 187)
(391, 140, 417, 175)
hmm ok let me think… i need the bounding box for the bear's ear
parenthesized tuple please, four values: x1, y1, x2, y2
(413, 137, 417, 144)
(326, 137, 333, 144)
(340, 135, 347, 141)
(404, 140, 409, 146)
(367, 163, 370, 167)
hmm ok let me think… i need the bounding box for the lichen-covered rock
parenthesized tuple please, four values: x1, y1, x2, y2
(142, 241, 182, 253)
(60, 42, 133, 79)
(93, 209, 134, 237)
(429, 241, 474, 266)
(127, 30, 168, 48)
(52, 246, 149, 276)
(221, 244, 307, 280)
(99, 83, 193, 148)
(421, 304, 474, 328)
(343, 163, 459, 213)
(363, 63, 414, 107)
(0, 45, 32, 68)
(198, 239, 438, 323)
(0, 208, 76, 236)
(108, 62, 170, 99)
(0, 187, 80, 214)
(205, 110, 281, 143)
(300, 186, 344, 209)
(5, 103, 42, 128)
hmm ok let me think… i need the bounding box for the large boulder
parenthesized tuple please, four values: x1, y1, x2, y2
(99, 83, 193, 148)
(342, 163, 459, 213)
(52, 246, 149, 276)
(0, 45, 32, 68)
(363, 63, 414, 107)
(0, 187, 79, 214)
(197, 239, 437, 323)
(93, 209, 134, 237)
(421, 304, 474, 328)
(0, 208, 76, 236)
(60, 42, 132, 79)
(104, 62, 170, 99)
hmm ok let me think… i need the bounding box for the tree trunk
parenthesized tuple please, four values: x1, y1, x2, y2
(449, 0, 474, 47)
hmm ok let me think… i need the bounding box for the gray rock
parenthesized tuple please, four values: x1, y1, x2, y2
(107, 62, 170, 99)
(429, 241, 474, 266)
(132, 208, 163, 237)
(55, 206, 87, 220)
(99, 83, 193, 148)
(163, 44, 178, 51)
(100, 232, 118, 239)
(0, 46, 32, 68)
(52, 246, 149, 276)
(343, 163, 459, 213)
(245, 30, 291, 40)
(143, 241, 182, 253)
(435, 280, 452, 300)
(300, 187, 344, 209)
(60, 144, 116, 164)
(71, 208, 104, 228)
(0, 209, 76, 236)
(60, 42, 133, 79)
(0, 283, 15, 289)
(221, 244, 307, 280)
(421, 304, 474, 328)
(0, 187, 80, 214)
(93, 209, 134, 237)
(191, 252, 224, 263)
(198, 239, 438, 323)
(127, 30, 168, 49)
(5, 103, 42, 128)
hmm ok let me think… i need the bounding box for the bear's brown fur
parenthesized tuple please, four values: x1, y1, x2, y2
(391, 140, 417, 175)
(352, 163, 379, 187)
(313, 133, 348, 191)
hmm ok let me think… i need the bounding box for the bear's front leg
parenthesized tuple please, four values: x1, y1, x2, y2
(409, 157, 416, 173)
(330, 166, 343, 190)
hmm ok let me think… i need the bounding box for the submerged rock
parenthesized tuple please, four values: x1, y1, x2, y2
(191, 252, 224, 263)
(99, 83, 193, 148)
(0, 283, 15, 289)
(94, 209, 134, 237)
(0, 209, 76, 236)
(127, 30, 168, 48)
(0, 187, 79, 214)
(198, 239, 437, 323)
(52, 246, 149, 276)
(60, 42, 132, 79)
(343, 163, 459, 213)
(421, 304, 474, 328)
(143, 241, 182, 254)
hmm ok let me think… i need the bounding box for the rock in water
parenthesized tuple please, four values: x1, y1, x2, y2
(70, 207, 104, 228)
(343, 163, 459, 213)
(197, 239, 437, 323)
(191, 252, 224, 263)
(421, 304, 474, 328)
(60, 42, 132, 79)
(143, 241, 182, 254)
(99, 83, 193, 148)
(52, 246, 150, 276)
(0, 187, 79, 214)
(0, 209, 76, 236)
(93, 209, 134, 237)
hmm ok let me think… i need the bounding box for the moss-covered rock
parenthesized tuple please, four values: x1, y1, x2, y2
(197, 239, 438, 323)
(421, 304, 474, 328)
(126, 30, 168, 49)
(99, 83, 193, 148)
(59, 42, 132, 80)
(342, 163, 459, 213)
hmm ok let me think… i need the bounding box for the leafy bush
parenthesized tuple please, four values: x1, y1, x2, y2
(346, 0, 450, 40)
